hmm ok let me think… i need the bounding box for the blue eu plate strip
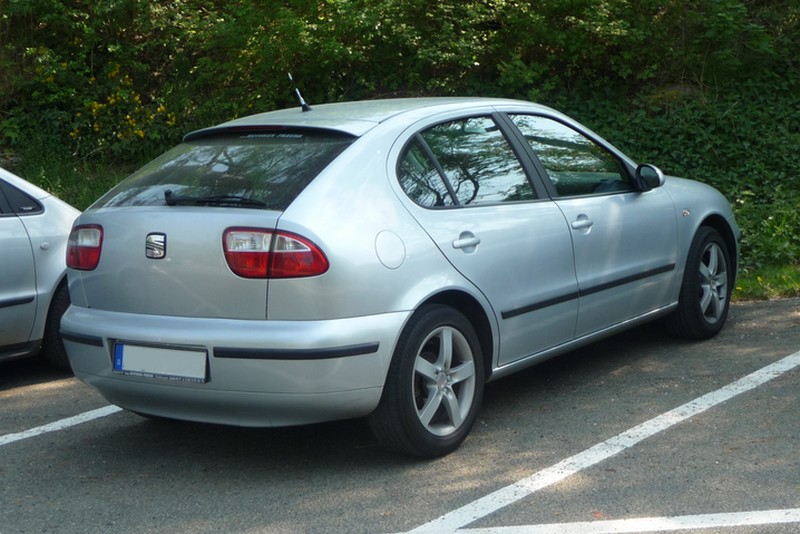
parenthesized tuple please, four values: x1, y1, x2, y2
(113, 343, 124, 371)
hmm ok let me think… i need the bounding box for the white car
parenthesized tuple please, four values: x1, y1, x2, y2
(62, 98, 739, 456)
(0, 167, 80, 370)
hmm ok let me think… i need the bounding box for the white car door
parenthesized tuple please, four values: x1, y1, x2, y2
(0, 187, 37, 350)
(555, 190, 678, 336)
(395, 114, 579, 366)
(508, 114, 678, 337)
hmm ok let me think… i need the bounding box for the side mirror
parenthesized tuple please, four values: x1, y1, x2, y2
(635, 164, 665, 191)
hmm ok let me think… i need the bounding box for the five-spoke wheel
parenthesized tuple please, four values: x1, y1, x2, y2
(697, 238, 729, 325)
(369, 304, 484, 457)
(666, 226, 733, 339)
(412, 324, 477, 437)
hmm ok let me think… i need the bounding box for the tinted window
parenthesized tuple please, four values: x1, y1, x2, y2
(397, 138, 456, 208)
(92, 131, 354, 210)
(0, 180, 43, 215)
(0, 184, 9, 215)
(398, 116, 536, 208)
(510, 115, 632, 197)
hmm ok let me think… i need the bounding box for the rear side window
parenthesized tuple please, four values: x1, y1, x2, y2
(92, 130, 354, 210)
(0, 180, 43, 215)
(397, 138, 456, 208)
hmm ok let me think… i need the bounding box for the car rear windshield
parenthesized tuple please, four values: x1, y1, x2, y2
(92, 130, 355, 210)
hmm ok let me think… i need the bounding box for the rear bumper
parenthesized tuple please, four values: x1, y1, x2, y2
(61, 306, 408, 427)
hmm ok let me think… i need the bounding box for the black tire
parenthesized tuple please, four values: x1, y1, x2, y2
(368, 304, 484, 457)
(41, 281, 72, 371)
(666, 226, 732, 339)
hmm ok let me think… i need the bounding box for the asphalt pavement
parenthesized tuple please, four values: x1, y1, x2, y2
(1, 298, 798, 533)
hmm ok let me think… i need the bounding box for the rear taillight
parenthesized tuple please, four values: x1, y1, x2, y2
(66, 224, 103, 270)
(223, 228, 328, 279)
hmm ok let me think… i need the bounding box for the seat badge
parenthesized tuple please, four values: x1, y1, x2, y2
(146, 233, 167, 259)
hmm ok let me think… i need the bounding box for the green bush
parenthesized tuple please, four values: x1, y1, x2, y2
(556, 70, 800, 274)
(1, 0, 798, 295)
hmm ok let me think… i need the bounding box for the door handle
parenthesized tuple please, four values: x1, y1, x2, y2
(452, 232, 481, 252)
(571, 215, 593, 231)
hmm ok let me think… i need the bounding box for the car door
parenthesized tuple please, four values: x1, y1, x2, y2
(395, 114, 579, 366)
(0, 181, 38, 350)
(508, 114, 678, 337)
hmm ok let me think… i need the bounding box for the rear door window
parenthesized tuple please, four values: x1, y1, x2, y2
(93, 130, 354, 210)
(397, 116, 537, 208)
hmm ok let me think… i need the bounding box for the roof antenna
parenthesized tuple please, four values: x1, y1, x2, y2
(288, 72, 311, 112)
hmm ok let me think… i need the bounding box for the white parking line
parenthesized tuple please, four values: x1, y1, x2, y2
(459, 508, 800, 533)
(410, 350, 800, 533)
(0, 405, 122, 447)
(3, 352, 799, 534)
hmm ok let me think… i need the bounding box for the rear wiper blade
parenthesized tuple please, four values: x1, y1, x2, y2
(164, 190, 266, 209)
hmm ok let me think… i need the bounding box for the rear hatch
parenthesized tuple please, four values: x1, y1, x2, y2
(69, 128, 354, 320)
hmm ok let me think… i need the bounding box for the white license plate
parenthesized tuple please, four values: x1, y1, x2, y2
(113, 343, 207, 382)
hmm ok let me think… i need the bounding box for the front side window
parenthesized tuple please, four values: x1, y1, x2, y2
(92, 130, 354, 210)
(398, 116, 536, 208)
(510, 115, 632, 197)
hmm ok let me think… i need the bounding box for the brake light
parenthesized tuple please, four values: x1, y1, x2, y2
(66, 224, 104, 270)
(223, 228, 328, 279)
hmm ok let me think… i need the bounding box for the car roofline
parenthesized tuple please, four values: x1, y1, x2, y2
(183, 97, 549, 139)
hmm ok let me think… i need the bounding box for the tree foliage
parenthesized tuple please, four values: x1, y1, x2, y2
(1, 0, 798, 274)
(3, 0, 794, 159)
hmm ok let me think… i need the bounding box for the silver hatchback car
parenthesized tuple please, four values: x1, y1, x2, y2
(1, 167, 80, 370)
(62, 98, 739, 456)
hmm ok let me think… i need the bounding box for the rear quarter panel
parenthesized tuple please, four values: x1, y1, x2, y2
(267, 126, 494, 323)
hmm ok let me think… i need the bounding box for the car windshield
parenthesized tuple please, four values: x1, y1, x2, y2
(91, 130, 355, 210)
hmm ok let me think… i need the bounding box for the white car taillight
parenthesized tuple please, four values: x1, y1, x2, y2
(66, 224, 104, 270)
(223, 228, 328, 279)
